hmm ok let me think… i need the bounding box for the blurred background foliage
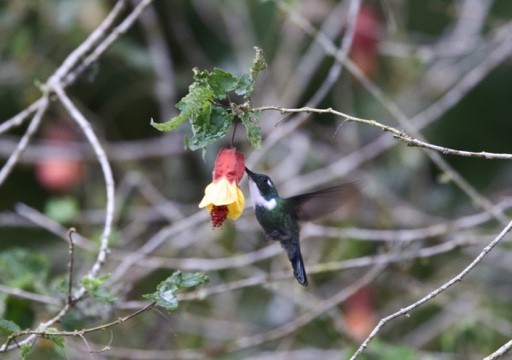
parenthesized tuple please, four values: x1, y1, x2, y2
(2, 0, 512, 359)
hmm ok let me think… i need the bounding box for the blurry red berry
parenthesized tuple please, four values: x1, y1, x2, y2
(35, 124, 85, 192)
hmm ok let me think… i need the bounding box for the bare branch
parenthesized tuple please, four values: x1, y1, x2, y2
(0, 0, 155, 352)
(484, 340, 512, 360)
(0, 97, 49, 186)
(50, 83, 115, 285)
(67, 228, 77, 305)
(15, 203, 97, 251)
(350, 218, 512, 359)
(256, 105, 512, 160)
(0, 284, 61, 306)
(226, 262, 385, 353)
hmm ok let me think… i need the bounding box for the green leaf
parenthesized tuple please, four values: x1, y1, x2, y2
(250, 47, 267, 83)
(150, 48, 266, 151)
(143, 271, 209, 313)
(151, 81, 214, 132)
(20, 344, 32, 359)
(235, 48, 266, 98)
(82, 274, 116, 303)
(44, 327, 65, 348)
(44, 196, 79, 224)
(0, 319, 21, 336)
(196, 68, 239, 99)
(234, 73, 253, 98)
(0, 249, 49, 290)
(150, 114, 187, 132)
(240, 110, 262, 149)
(144, 282, 178, 311)
(171, 271, 209, 289)
(187, 106, 234, 150)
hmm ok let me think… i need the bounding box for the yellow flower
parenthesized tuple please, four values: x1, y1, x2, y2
(199, 148, 245, 227)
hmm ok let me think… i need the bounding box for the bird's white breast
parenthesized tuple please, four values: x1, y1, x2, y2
(248, 180, 277, 210)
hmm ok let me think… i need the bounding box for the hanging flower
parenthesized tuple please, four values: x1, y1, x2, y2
(199, 148, 245, 227)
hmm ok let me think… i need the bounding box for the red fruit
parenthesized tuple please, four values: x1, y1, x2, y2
(36, 157, 84, 192)
(35, 124, 85, 192)
(350, 5, 382, 78)
(342, 286, 377, 341)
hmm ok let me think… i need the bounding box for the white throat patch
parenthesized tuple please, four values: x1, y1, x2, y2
(248, 179, 277, 210)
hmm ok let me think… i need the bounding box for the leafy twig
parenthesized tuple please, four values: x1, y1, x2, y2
(151, 47, 266, 151)
(4, 302, 156, 350)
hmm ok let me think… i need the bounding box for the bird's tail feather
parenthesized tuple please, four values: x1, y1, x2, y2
(289, 246, 308, 287)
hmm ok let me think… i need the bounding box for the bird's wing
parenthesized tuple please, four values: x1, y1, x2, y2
(288, 182, 360, 222)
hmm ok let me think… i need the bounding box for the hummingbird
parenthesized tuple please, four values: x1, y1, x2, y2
(245, 167, 358, 287)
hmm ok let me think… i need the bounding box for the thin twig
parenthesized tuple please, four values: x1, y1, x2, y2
(0, 1, 126, 136)
(67, 228, 76, 305)
(256, 106, 512, 160)
(0, 135, 184, 162)
(257, 105, 509, 225)
(305, 0, 361, 107)
(484, 340, 512, 360)
(0, 0, 154, 353)
(0, 99, 44, 135)
(0, 97, 49, 187)
(5, 302, 156, 345)
(349, 218, 512, 359)
(50, 82, 115, 294)
(133, 0, 176, 119)
(230, 119, 239, 147)
(15, 203, 97, 251)
(62, 0, 155, 86)
(214, 260, 386, 355)
(285, 9, 512, 225)
(247, 0, 357, 167)
(0, 284, 61, 306)
(108, 210, 208, 284)
(173, 235, 473, 303)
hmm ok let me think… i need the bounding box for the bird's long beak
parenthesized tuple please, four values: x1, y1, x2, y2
(245, 167, 255, 180)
